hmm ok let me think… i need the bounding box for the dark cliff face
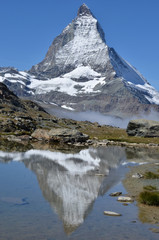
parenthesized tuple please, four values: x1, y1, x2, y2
(0, 82, 48, 119)
(0, 82, 23, 108)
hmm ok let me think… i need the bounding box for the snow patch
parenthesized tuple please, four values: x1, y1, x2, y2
(61, 105, 75, 111)
(28, 66, 106, 96)
(64, 66, 101, 79)
(127, 82, 159, 105)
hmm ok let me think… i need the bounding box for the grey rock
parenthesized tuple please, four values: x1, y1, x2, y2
(127, 119, 159, 137)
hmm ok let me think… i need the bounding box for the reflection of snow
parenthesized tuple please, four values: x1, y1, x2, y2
(0, 146, 126, 233)
(47, 170, 103, 228)
(0, 148, 101, 174)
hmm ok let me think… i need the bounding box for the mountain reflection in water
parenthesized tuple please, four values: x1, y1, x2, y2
(0, 146, 127, 234)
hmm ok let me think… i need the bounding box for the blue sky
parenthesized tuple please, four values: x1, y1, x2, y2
(0, 0, 159, 90)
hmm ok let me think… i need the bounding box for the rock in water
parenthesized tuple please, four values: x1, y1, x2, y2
(104, 211, 122, 216)
(126, 119, 159, 137)
(109, 192, 122, 197)
(117, 196, 134, 202)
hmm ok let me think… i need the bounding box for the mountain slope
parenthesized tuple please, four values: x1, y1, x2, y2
(1, 4, 159, 118)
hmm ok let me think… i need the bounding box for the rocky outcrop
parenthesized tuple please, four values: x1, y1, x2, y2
(31, 128, 89, 143)
(126, 119, 159, 137)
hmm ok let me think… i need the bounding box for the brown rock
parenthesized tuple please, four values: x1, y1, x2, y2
(31, 128, 89, 143)
(31, 129, 50, 140)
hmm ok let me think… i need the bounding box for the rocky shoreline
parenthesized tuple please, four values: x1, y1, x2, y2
(123, 162, 159, 227)
(1, 132, 159, 149)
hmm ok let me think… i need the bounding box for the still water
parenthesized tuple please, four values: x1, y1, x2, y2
(0, 146, 159, 240)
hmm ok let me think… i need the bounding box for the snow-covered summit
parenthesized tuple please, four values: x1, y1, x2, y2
(29, 4, 109, 77)
(29, 3, 147, 88)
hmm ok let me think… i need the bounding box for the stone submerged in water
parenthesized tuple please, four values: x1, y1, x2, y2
(126, 119, 159, 137)
(109, 192, 122, 197)
(31, 128, 89, 143)
(104, 211, 122, 216)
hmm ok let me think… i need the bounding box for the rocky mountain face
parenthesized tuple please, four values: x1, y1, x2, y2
(1, 4, 159, 118)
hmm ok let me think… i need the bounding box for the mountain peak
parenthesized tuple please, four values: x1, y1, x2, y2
(77, 4, 92, 17)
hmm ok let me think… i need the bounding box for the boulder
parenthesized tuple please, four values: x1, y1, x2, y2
(126, 119, 159, 137)
(31, 129, 50, 140)
(117, 196, 134, 202)
(31, 128, 89, 143)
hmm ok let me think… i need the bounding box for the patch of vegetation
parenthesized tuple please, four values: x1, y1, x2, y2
(139, 191, 159, 206)
(143, 185, 157, 191)
(144, 171, 159, 179)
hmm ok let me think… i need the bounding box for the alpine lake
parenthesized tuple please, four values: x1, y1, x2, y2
(0, 144, 159, 240)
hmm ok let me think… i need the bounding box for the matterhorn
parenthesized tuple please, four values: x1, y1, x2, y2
(1, 4, 159, 118)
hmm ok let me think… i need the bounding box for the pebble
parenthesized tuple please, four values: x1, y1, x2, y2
(104, 211, 122, 216)
(122, 203, 129, 206)
(132, 173, 143, 179)
(109, 192, 122, 197)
